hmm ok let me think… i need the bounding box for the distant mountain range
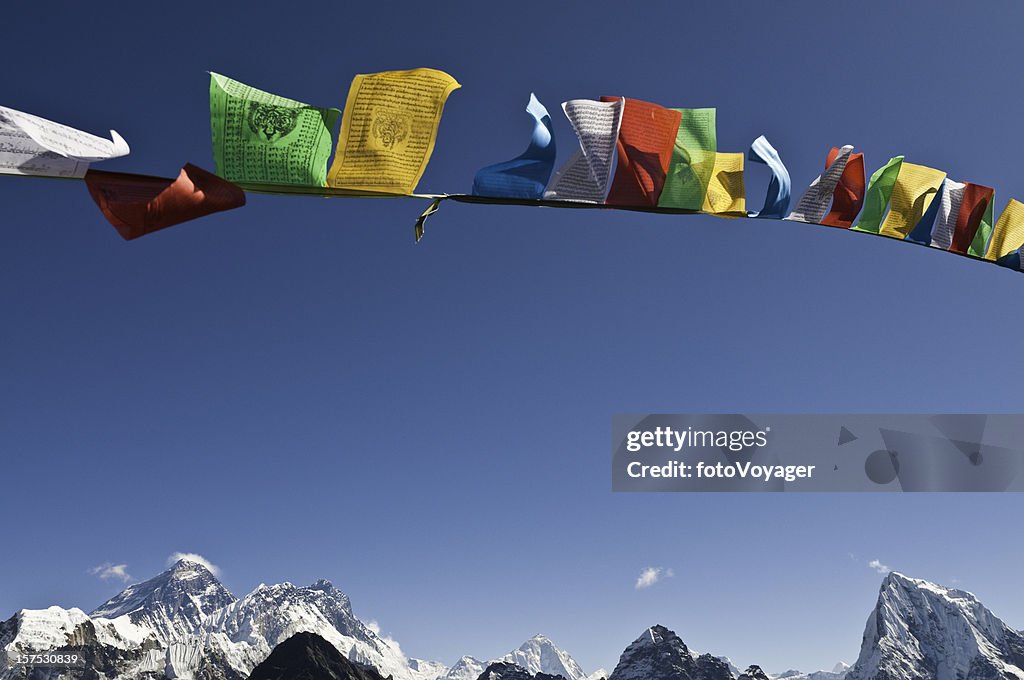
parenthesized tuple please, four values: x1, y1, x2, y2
(1, 561, 1021, 679)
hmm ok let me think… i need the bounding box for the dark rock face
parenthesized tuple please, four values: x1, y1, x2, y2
(738, 666, 771, 680)
(608, 625, 734, 680)
(246, 632, 389, 680)
(476, 662, 566, 680)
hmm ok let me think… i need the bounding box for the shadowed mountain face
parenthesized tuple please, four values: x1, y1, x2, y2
(608, 625, 734, 680)
(247, 631, 389, 680)
(476, 661, 568, 680)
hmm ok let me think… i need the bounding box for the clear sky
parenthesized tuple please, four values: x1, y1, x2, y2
(2, 0, 1024, 675)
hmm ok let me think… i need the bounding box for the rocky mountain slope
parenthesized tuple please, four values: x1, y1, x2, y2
(845, 572, 1024, 680)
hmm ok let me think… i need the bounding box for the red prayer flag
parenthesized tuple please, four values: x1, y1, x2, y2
(820, 147, 865, 228)
(600, 96, 681, 207)
(949, 182, 993, 254)
(85, 163, 245, 240)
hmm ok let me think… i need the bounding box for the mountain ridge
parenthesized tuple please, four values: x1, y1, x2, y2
(1, 566, 1022, 680)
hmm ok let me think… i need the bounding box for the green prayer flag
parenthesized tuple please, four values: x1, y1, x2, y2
(657, 108, 716, 210)
(209, 72, 340, 187)
(969, 199, 995, 258)
(851, 156, 904, 234)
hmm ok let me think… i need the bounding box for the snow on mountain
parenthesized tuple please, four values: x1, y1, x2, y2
(440, 635, 589, 680)
(774, 665, 849, 680)
(497, 634, 587, 680)
(443, 655, 488, 680)
(0, 563, 446, 680)
(90, 558, 236, 643)
(845, 572, 1024, 680)
(412, 657, 453, 680)
(200, 578, 419, 680)
(608, 625, 735, 680)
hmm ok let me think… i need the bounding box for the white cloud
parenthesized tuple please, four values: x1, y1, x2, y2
(868, 559, 891, 575)
(635, 566, 674, 590)
(366, 620, 382, 635)
(89, 562, 132, 583)
(167, 552, 221, 577)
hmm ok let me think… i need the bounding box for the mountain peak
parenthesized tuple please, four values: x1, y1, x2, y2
(610, 625, 732, 680)
(167, 557, 215, 577)
(846, 573, 1024, 680)
(248, 631, 388, 680)
(90, 559, 235, 642)
(879, 571, 984, 608)
(498, 633, 586, 680)
(738, 666, 770, 680)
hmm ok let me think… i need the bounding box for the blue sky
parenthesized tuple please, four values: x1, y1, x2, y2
(3, 0, 1024, 674)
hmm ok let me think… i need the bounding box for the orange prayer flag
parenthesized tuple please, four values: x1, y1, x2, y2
(85, 164, 245, 240)
(820, 147, 865, 228)
(600, 96, 681, 207)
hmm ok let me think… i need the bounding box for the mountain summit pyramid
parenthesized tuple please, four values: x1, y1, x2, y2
(845, 572, 1024, 680)
(608, 625, 734, 680)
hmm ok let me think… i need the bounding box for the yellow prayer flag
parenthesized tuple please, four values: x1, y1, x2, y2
(702, 153, 745, 216)
(878, 162, 945, 239)
(985, 199, 1024, 260)
(327, 68, 460, 195)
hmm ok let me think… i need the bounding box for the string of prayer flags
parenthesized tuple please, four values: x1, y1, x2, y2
(209, 73, 339, 188)
(10, 65, 1024, 278)
(327, 68, 460, 195)
(786, 145, 855, 224)
(851, 156, 904, 234)
(820, 147, 865, 228)
(0, 105, 129, 178)
(602, 97, 681, 208)
(746, 135, 790, 219)
(701, 152, 745, 216)
(84, 163, 245, 240)
(657, 108, 716, 210)
(544, 98, 623, 202)
(471, 93, 556, 199)
(877, 162, 945, 239)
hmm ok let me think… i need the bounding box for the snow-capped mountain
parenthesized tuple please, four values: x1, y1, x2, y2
(443, 656, 488, 680)
(91, 558, 236, 643)
(776, 663, 850, 680)
(0, 559, 443, 680)
(199, 578, 414, 680)
(5, 567, 1024, 680)
(845, 572, 1024, 680)
(607, 625, 735, 680)
(496, 634, 587, 680)
(439, 635, 589, 680)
